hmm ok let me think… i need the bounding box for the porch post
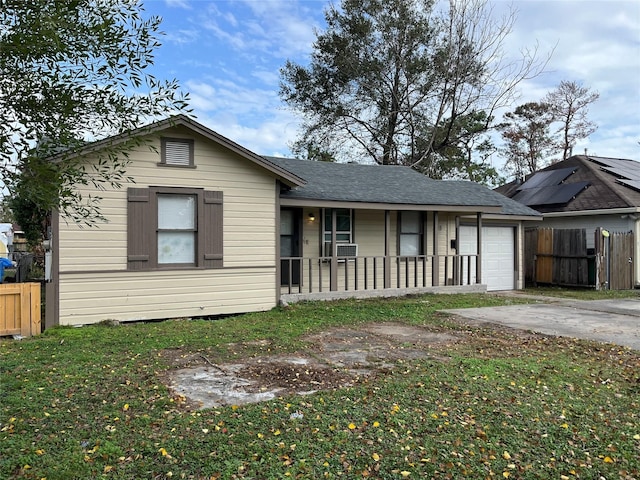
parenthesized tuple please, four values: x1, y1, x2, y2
(330, 208, 338, 291)
(384, 210, 391, 288)
(476, 212, 483, 284)
(432, 211, 439, 286)
(454, 216, 460, 285)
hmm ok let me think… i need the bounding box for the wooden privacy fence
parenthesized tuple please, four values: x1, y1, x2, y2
(595, 227, 634, 290)
(0, 283, 41, 337)
(525, 227, 634, 290)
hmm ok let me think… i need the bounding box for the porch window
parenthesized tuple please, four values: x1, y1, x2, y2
(399, 211, 423, 256)
(323, 208, 353, 256)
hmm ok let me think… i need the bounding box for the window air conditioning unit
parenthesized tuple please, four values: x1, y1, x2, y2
(335, 243, 358, 257)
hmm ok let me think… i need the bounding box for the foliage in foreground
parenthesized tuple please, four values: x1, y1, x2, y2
(1, 294, 638, 479)
(1, 0, 189, 242)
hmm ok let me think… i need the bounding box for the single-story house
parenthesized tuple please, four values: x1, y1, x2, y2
(495, 155, 640, 287)
(45, 115, 540, 328)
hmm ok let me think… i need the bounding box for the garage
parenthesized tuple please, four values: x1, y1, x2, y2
(458, 225, 515, 291)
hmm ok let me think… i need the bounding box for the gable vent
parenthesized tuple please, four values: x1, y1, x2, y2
(165, 140, 192, 166)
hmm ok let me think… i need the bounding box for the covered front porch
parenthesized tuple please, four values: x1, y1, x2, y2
(277, 206, 492, 303)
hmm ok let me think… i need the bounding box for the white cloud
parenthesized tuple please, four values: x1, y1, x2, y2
(164, 28, 199, 45)
(164, 0, 191, 10)
(185, 79, 282, 118)
(193, 110, 300, 156)
(197, 0, 321, 60)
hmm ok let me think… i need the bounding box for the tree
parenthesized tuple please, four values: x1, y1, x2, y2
(544, 80, 599, 161)
(0, 197, 14, 224)
(280, 0, 548, 182)
(498, 102, 556, 179)
(0, 0, 189, 235)
(417, 110, 502, 185)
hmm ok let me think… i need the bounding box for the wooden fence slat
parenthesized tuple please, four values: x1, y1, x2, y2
(536, 228, 554, 284)
(20, 283, 30, 337)
(30, 283, 41, 335)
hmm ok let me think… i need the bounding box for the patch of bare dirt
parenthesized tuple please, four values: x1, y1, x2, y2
(164, 322, 459, 410)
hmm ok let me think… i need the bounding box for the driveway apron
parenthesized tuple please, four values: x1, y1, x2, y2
(443, 297, 640, 351)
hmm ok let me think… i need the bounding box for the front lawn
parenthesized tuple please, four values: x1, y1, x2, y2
(1, 293, 638, 479)
(524, 286, 640, 301)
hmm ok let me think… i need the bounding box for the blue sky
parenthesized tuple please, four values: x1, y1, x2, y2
(143, 0, 640, 174)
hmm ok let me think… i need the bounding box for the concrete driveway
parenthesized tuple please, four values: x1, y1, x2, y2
(443, 296, 640, 351)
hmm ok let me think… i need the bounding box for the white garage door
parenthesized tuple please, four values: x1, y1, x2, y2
(458, 226, 515, 291)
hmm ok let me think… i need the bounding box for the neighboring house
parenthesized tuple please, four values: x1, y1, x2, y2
(495, 155, 640, 286)
(45, 115, 540, 328)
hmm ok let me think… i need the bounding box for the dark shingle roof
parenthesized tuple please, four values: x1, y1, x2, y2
(266, 157, 540, 217)
(496, 155, 640, 213)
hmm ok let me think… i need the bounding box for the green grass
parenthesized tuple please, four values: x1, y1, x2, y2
(1, 293, 638, 479)
(524, 286, 640, 300)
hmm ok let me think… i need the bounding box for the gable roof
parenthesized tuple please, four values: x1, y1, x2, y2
(495, 155, 640, 213)
(51, 115, 306, 188)
(267, 157, 540, 217)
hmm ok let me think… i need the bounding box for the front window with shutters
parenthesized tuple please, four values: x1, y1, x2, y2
(127, 187, 223, 270)
(157, 194, 196, 264)
(161, 138, 194, 167)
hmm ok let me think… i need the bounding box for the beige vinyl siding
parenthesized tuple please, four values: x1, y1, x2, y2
(302, 209, 321, 258)
(56, 129, 280, 325)
(355, 210, 387, 256)
(58, 268, 276, 325)
(58, 131, 277, 272)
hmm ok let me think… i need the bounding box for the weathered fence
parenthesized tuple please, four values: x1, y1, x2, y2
(525, 227, 634, 290)
(0, 282, 41, 337)
(595, 227, 634, 290)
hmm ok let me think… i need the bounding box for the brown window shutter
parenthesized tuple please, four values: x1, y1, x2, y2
(127, 187, 151, 270)
(203, 190, 223, 268)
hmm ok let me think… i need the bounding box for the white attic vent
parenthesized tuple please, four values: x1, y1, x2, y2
(164, 140, 192, 166)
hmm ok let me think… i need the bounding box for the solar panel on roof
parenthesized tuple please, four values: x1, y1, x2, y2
(600, 165, 640, 180)
(617, 178, 640, 192)
(590, 157, 640, 180)
(517, 167, 576, 190)
(512, 181, 589, 206)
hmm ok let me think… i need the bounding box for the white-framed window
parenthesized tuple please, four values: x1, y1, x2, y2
(323, 208, 353, 256)
(157, 194, 196, 264)
(399, 211, 423, 256)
